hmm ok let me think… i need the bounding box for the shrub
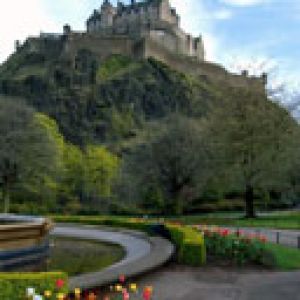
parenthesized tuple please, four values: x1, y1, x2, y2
(167, 225, 206, 266)
(0, 272, 68, 300)
(97, 55, 132, 80)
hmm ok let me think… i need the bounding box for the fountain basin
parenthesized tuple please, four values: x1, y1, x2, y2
(0, 214, 52, 271)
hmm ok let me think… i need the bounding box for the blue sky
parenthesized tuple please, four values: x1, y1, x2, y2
(0, 0, 299, 91)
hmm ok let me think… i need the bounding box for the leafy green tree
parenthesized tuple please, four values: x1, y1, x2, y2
(84, 145, 120, 208)
(120, 115, 212, 215)
(206, 87, 299, 218)
(0, 96, 61, 213)
(57, 143, 84, 212)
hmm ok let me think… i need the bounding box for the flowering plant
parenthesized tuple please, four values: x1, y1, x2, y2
(197, 225, 268, 266)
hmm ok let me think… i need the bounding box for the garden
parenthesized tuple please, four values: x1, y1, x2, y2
(1, 216, 299, 299)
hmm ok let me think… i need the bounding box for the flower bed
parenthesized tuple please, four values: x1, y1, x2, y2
(196, 225, 270, 266)
(0, 272, 68, 300)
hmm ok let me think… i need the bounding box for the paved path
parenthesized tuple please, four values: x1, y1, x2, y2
(51, 225, 174, 290)
(137, 264, 300, 300)
(221, 227, 300, 248)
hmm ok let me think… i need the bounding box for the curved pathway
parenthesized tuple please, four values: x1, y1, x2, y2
(51, 225, 174, 290)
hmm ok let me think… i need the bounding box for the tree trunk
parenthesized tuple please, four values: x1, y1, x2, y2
(3, 185, 10, 214)
(174, 195, 183, 216)
(245, 184, 256, 218)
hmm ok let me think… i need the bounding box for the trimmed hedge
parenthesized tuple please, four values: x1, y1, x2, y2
(166, 225, 206, 266)
(0, 272, 68, 300)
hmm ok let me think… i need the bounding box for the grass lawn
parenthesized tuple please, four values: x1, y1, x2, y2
(266, 242, 300, 270)
(167, 211, 300, 230)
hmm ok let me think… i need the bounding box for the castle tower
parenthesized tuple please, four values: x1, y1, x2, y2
(193, 36, 205, 61)
(100, 0, 116, 28)
(158, 0, 179, 25)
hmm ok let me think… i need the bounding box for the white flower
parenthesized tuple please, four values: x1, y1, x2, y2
(26, 288, 35, 297)
(34, 295, 44, 300)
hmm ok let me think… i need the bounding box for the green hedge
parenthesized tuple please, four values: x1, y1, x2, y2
(166, 225, 206, 266)
(0, 272, 68, 300)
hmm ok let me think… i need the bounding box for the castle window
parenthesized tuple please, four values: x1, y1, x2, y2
(155, 30, 165, 36)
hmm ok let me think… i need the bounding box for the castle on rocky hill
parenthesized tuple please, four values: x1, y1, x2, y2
(18, 0, 266, 89)
(85, 0, 205, 61)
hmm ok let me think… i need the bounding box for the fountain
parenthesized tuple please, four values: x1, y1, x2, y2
(0, 214, 52, 271)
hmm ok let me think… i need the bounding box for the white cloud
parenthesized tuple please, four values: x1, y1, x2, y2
(213, 9, 233, 20)
(0, 0, 60, 63)
(220, 0, 267, 6)
(170, 0, 223, 60)
(202, 34, 220, 61)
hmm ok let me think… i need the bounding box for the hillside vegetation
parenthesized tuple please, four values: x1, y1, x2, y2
(0, 46, 299, 216)
(0, 50, 219, 147)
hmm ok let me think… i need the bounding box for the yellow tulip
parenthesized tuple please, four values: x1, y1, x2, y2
(115, 284, 123, 292)
(44, 290, 52, 298)
(57, 293, 65, 300)
(74, 288, 81, 296)
(129, 283, 138, 292)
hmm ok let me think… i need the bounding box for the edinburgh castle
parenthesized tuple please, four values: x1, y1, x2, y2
(15, 0, 266, 89)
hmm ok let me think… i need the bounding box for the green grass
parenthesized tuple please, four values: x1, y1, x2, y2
(265, 243, 300, 270)
(52, 211, 300, 229)
(167, 211, 300, 230)
(49, 237, 125, 276)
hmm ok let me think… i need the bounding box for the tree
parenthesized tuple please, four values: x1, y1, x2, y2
(83, 145, 120, 210)
(206, 87, 299, 218)
(120, 115, 212, 215)
(0, 96, 60, 213)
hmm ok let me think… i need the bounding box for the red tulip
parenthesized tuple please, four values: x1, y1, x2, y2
(143, 287, 153, 300)
(55, 279, 65, 289)
(259, 235, 267, 243)
(119, 274, 126, 283)
(221, 229, 230, 237)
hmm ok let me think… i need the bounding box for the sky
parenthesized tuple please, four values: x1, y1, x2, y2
(0, 0, 299, 93)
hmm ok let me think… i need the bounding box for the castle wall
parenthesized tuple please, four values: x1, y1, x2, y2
(141, 37, 265, 90)
(149, 30, 177, 53)
(64, 33, 134, 61)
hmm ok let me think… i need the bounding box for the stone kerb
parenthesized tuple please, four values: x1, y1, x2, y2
(52, 225, 175, 290)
